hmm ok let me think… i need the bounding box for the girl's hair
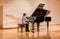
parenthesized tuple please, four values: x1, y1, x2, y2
(23, 13, 26, 16)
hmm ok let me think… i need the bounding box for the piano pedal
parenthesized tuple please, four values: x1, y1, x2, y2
(31, 29, 35, 33)
(32, 29, 34, 30)
(31, 31, 34, 33)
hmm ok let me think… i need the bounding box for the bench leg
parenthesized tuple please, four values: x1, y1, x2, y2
(21, 26, 23, 32)
(18, 24, 24, 33)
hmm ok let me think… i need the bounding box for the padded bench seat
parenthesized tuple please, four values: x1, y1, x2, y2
(18, 24, 25, 32)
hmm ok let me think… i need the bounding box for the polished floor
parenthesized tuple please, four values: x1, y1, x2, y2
(0, 24, 60, 39)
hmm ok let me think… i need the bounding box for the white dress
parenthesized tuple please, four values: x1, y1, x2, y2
(22, 16, 28, 24)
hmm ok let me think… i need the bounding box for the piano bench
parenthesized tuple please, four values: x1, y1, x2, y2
(18, 24, 25, 32)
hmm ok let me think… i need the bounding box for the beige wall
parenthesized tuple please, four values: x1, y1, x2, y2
(0, 0, 3, 28)
(3, 0, 60, 28)
(0, 6, 3, 28)
(0, 0, 3, 6)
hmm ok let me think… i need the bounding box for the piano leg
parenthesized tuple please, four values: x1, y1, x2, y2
(37, 23, 39, 32)
(47, 22, 49, 30)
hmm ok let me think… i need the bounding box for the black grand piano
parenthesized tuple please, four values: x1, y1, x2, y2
(28, 3, 51, 32)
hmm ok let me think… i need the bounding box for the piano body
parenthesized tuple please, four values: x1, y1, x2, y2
(29, 3, 51, 32)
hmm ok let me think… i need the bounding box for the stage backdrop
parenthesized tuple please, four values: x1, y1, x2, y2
(3, 0, 60, 28)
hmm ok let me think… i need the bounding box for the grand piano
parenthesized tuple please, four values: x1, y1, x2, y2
(28, 3, 51, 32)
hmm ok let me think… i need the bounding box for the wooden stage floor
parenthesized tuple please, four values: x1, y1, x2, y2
(0, 24, 60, 39)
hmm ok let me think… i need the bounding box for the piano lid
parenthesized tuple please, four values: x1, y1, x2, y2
(31, 3, 48, 17)
(31, 3, 49, 17)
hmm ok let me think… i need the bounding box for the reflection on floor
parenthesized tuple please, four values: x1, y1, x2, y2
(0, 24, 60, 39)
